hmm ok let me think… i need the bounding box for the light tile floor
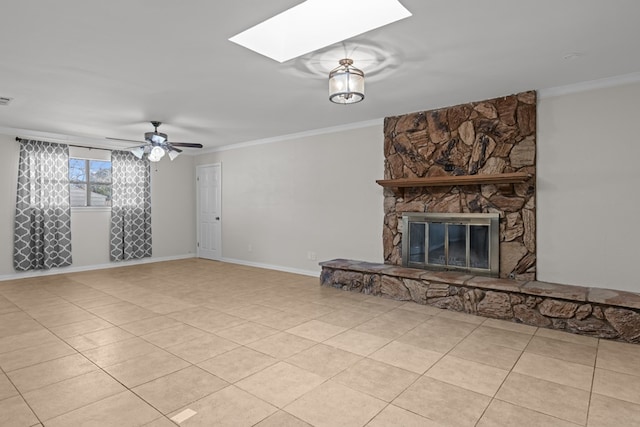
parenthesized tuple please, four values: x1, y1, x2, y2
(0, 258, 639, 426)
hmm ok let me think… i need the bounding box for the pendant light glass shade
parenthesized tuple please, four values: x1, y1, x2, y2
(130, 144, 180, 162)
(148, 145, 166, 162)
(329, 59, 365, 104)
(131, 146, 145, 160)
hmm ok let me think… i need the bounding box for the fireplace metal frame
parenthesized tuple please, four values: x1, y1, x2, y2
(402, 212, 500, 277)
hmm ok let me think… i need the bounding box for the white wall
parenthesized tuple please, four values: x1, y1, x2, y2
(3, 81, 638, 291)
(0, 135, 21, 276)
(195, 124, 385, 275)
(0, 133, 197, 279)
(538, 81, 640, 292)
(150, 155, 197, 258)
(192, 83, 640, 291)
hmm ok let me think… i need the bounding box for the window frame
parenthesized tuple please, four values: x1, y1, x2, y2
(69, 157, 112, 210)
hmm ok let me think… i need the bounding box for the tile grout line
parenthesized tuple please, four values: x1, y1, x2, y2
(4, 286, 204, 424)
(0, 363, 43, 426)
(4, 260, 637, 426)
(585, 337, 601, 426)
(472, 322, 538, 426)
(352, 312, 484, 426)
(232, 306, 435, 426)
(29, 317, 149, 424)
(491, 330, 594, 426)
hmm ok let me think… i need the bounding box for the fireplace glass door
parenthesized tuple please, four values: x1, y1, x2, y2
(427, 222, 445, 266)
(470, 225, 489, 269)
(408, 222, 426, 264)
(402, 213, 499, 276)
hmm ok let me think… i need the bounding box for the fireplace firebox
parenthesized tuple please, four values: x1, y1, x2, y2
(402, 213, 499, 277)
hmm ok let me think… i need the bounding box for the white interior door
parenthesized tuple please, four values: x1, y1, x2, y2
(197, 163, 222, 260)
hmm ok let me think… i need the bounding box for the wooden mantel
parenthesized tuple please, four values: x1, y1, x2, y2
(376, 172, 532, 188)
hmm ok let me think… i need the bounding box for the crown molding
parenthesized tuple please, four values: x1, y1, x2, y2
(203, 118, 383, 153)
(4, 72, 640, 153)
(539, 72, 640, 99)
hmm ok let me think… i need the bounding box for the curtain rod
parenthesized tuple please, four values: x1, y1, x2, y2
(15, 136, 115, 152)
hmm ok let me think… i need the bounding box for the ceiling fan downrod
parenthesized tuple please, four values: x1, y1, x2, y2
(151, 121, 162, 134)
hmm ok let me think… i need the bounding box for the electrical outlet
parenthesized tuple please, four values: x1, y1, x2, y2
(308, 251, 317, 261)
(248, 244, 253, 252)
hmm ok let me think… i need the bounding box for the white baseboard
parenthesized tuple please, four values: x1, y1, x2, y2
(0, 254, 196, 282)
(0, 254, 321, 282)
(220, 257, 320, 278)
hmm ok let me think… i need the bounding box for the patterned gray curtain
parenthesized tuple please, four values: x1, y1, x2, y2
(14, 140, 72, 271)
(110, 150, 152, 261)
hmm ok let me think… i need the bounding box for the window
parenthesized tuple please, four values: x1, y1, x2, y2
(69, 158, 112, 207)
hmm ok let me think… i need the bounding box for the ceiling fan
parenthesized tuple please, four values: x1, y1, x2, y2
(107, 121, 203, 162)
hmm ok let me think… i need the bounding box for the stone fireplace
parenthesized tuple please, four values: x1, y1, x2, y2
(381, 91, 536, 280)
(319, 90, 640, 344)
(402, 212, 499, 276)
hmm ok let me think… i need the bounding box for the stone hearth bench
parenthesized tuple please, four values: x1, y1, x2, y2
(319, 259, 640, 344)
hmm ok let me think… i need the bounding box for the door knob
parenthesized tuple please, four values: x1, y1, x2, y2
(215, 217, 220, 220)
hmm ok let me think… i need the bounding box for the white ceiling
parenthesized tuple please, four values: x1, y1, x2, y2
(1, 0, 639, 150)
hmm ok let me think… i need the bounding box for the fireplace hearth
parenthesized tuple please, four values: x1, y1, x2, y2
(402, 212, 499, 276)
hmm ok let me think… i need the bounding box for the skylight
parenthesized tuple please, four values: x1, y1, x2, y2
(229, 0, 412, 63)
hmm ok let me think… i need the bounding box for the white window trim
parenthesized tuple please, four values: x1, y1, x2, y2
(71, 206, 111, 213)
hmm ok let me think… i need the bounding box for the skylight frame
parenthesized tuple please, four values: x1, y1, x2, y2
(229, 0, 412, 63)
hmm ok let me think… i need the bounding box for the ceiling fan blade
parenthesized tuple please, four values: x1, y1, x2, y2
(168, 145, 183, 153)
(123, 144, 148, 150)
(106, 136, 146, 144)
(170, 142, 203, 148)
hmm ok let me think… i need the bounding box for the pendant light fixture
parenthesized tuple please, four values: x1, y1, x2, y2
(329, 59, 365, 104)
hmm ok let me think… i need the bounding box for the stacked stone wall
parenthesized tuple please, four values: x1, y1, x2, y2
(320, 260, 640, 344)
(383, 91, 536, 279)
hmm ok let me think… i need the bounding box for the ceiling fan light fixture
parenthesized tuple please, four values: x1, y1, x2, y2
(131, 146, 145, 159)
(329, 59, 365, 104)
(148, 145, 166, 162)
(146, 132, 167, 144)
(112, 122, 203, 162)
